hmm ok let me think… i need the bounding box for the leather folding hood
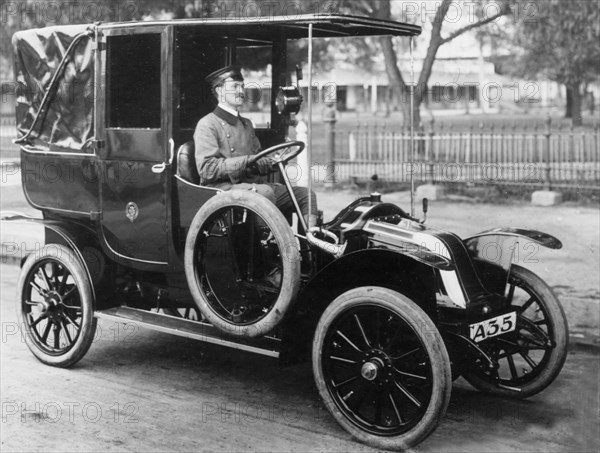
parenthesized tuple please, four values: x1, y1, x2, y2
(13, 24, 94, 150)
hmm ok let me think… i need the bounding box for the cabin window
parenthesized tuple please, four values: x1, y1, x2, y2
(107, 34, 161, 128)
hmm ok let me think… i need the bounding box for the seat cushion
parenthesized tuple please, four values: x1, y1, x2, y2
(177, 141, 200, 185)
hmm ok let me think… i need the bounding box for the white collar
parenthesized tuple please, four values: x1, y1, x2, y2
(217, 103, 239, 117)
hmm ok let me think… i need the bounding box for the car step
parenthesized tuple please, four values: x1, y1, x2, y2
(95, 306, 280, 358)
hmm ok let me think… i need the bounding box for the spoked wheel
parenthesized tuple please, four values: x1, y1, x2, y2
(185, 190, 300, 338)
(171, 307, 203, 321)
(463, 265, 568, 398)
(16, 244, 97, 367)
(313, 287, 451, 450)
(158, 306, 203, 321)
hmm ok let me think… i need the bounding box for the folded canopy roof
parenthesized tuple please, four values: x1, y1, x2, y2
(99, 13, 422, 39)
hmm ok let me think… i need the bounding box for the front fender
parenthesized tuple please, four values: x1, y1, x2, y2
(465, 227, 562, 250)
(464, 227, 561, 296)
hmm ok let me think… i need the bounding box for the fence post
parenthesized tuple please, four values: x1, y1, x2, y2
(544, 116, 552, 190)
(323, 102, 337, 187)
(428, 117, 435, 184)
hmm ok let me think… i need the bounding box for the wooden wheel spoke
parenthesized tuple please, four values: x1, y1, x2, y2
(518, 350, 538, 369)
(388, 392, 404, 424)
(29, 314, 45, 329)
(393, 366, 427, 381)
(53, 323, 61, 349)
(391, 347, 420, 361)
(60, 319, 73, 344)
(62, 312, 80, 331)
(333, 375, 359, 389)
(330, 355, 358, 365)
(517, 315, 550, 344)
(336, 330, 362, 353)
(40, 266, 53, 290)
(506, 353, 518, 379)
(394, 380, 422, 408)
(62, 285, 77, 301)
(58, 267, 69, 293)
(517, 296, 536, 314)
(353, 314, 371, 348)
(29, 281, 45, 297)
(41, 322, 52, 343)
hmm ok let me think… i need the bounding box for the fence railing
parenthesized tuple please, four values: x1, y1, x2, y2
(0, 117, 19, 161)
(334, 119, 600, 191)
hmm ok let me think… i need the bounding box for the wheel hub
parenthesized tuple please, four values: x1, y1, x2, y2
(361, 361, 379, 381)
(361, 356, 386, 381)
(41, 291, 63, 318)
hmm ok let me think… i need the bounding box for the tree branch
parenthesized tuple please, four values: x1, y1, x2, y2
(440, 7, 510, 45)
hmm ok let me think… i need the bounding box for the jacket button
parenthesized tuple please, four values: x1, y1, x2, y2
(230, 147, 235, 152)
(226, 134, 231, 138)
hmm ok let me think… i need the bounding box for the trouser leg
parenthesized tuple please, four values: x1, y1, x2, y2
(272, 184, 317, 229)
(272, 184, 317, 217)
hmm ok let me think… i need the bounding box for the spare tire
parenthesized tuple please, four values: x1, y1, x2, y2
(184, 190, 300, 337)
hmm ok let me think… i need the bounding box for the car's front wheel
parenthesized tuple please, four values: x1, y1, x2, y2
(312, 287, 451, 450)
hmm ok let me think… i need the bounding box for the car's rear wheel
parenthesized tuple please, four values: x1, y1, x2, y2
(463, 265, 568, 398)
(16, 244, 96, 367)
(185, 190, 300, 338)
(312, 287, 451, 450)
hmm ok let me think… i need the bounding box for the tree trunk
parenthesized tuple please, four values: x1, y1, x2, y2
(565, 85, 573, 118)
(568, 82, 583, 126)
(401, 97, 422, 130)
(380, 36, 409, 119)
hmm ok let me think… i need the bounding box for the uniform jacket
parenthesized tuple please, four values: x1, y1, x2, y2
(193, 107, 265, 189)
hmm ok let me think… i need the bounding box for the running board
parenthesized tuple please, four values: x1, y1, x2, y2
(95, 307, 280, 358)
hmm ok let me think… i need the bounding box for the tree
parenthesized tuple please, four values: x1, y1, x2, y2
(337, 0, 513, 126)
(513, 0, 600, 126)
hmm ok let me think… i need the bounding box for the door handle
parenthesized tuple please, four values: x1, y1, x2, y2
(168, 138, 175, 164)
(152, 139, 175, 174)
(152, 163, 166, 173)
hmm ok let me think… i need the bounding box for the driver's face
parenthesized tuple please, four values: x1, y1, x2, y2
(217, 79, 245, 109)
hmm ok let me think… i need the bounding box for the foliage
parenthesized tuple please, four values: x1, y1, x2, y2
(513, 0, 600, 86)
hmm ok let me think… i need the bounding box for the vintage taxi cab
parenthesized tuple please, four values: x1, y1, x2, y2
(6, 14, 568, 450)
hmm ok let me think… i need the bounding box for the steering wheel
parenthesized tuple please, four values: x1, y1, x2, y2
(250, 141, 305, 167)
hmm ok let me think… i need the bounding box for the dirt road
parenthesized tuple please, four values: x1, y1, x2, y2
(1, 261, 599, 452)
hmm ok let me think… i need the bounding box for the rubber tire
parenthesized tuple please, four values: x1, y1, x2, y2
(463, 265, 568, 398)
(16, 244, 97, 368)
(185, 190, 300, 337)
(312, 287, 452, 450)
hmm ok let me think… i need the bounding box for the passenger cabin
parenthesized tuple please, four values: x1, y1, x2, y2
(13, 15, 421, 271)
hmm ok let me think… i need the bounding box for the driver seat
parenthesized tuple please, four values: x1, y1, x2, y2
(177, 141, 200, 185)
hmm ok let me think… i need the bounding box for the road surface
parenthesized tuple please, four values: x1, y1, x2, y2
(1, 263, 598, 452)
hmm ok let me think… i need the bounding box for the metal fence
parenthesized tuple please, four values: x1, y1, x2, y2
(0, 117, 19, 161)
(334, 119, 600, 191)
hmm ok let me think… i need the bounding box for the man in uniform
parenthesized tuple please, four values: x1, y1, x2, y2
(194, 65, 317, 229)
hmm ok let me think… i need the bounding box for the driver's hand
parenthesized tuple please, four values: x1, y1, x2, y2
(254, 156, 275, 175)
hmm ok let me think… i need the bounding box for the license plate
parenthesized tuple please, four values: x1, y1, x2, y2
(469, 312, 517, 343)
